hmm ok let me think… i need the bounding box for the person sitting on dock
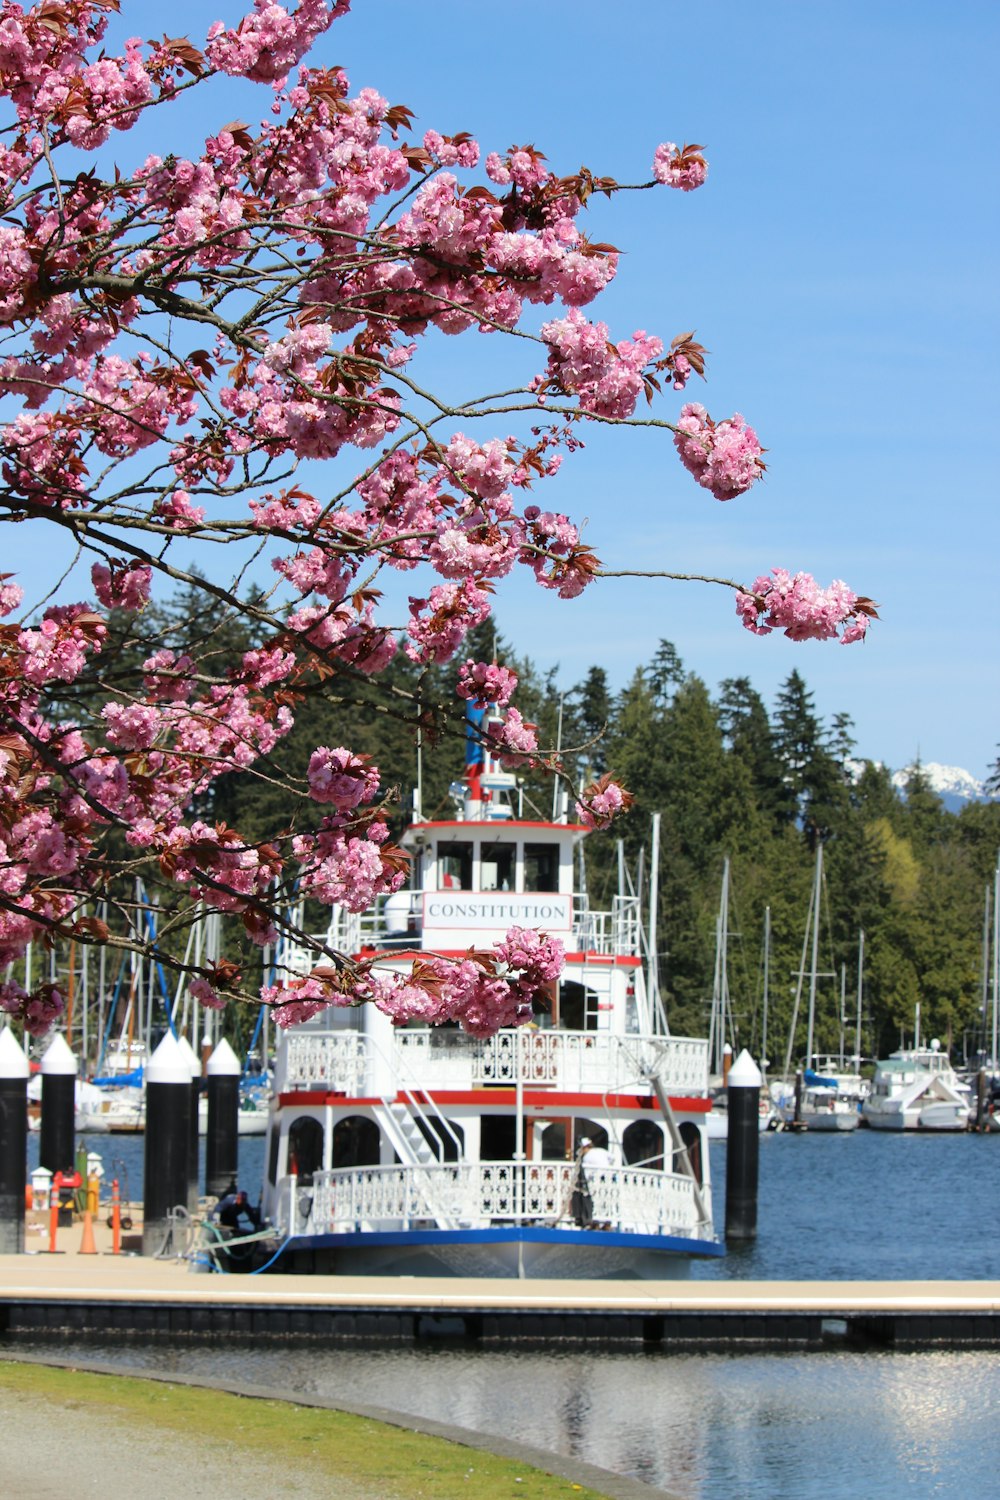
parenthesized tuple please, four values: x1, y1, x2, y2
(213, 1188, 261, 1236)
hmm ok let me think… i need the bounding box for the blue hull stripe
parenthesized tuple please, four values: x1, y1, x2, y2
(285, 1226, 725, 1258)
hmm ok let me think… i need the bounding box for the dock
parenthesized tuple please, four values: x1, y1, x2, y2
(3, 1212, 1000, 1349)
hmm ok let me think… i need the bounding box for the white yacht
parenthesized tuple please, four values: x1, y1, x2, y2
(798, 1084, 859, 1132)
(861, 1042, 969, 1131)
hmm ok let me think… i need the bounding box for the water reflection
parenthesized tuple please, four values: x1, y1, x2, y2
(9, 1338, 998, 1498)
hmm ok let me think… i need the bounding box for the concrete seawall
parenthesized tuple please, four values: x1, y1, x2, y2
(3, 1228, 1000, 1349)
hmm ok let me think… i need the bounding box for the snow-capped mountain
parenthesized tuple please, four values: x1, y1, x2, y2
(845, 760, 994, 812)
(890, 762, 992, 813)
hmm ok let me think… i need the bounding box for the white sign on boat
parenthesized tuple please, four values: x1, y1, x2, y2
(423, 894, 573, 931)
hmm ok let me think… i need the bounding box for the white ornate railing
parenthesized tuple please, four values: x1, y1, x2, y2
(282, 1160, 711, 1240)
(278, 1028, 708, 1097)
(470, 1032, 708, 1093)
(282, 1031, 367, 1093)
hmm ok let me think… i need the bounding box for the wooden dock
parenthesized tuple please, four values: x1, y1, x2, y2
(4, 1213, 1000, 1349)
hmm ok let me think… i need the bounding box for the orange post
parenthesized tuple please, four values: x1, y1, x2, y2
(111, 1177, 121, 1255)
(48, 1171, 63, 1254)
(78, 1209, 97, 1255)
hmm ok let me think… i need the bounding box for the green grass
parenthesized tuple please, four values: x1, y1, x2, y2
(0, 1360, 612, 1499)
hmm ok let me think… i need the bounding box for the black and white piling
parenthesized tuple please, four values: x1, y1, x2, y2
(205, 1037, 241, 1200)
(142, 1032, 191, 1257)
(39, 1032, 77, 1180)
(0, 1027, 29, 1254)
(177, 1035, 202, 1214)
(725, 1048, 762, 1243)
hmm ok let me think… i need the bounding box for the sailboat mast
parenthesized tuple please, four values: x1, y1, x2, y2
(761, 904, 770, 1075)
(839, 963, 847, 1068)
(805, 842, 823, 1068)
(855, 928, 865, 1074)
(981, 883, 992, 1056)
(992, 853, 999, 1068)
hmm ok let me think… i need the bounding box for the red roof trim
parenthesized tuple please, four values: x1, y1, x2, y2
(407, 819, 587, 833)
(278, 1089, 710, 1113)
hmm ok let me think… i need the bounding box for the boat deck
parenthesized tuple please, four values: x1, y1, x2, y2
(4, 1213, 1000, 1349)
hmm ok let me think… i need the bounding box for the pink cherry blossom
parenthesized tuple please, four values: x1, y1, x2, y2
(673, 403, 765, 500)
(306, 746, 380, 807)
(575, 774, 635, 830)
(652, 142, 708, 192)
(735, 569, 877, 644)
(456, 659, 518, 708)
(91, 561, 152, 610)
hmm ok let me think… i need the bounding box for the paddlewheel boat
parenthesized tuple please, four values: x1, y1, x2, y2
(259, 728, 722, 1278)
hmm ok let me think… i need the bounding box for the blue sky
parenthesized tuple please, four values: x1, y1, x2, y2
(6, 2, 998, 777)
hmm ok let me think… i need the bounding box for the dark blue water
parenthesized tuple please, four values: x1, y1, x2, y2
(35, 1127, 1000, 1281)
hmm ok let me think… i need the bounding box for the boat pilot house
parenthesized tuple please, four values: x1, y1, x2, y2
(261, 731, 719, 1278)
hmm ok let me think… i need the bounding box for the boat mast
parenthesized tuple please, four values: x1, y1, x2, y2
(709, 857, 730, 1077)
(761, 904, 770, 1077)
(855, 928, 865, 1076)
(647, 812, 661, 1028)
(981, 883, 991, 1059)
(783, 847, 818, 1082)
(804, 841, 823, 1069)
(992, 852, 999, 1068)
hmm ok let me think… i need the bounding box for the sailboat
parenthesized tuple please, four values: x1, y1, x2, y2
(772, 844, 861, 1132)
(704, 857, 776, 1140)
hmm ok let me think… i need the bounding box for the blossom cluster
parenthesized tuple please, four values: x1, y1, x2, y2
(359, 925, 565, 1037)
(575, 775, 635, 830)
(735, 570, 877, 644)
(0, 981, 64, 1036)
(456, 659, 519, 709)
(673, 403, 765, 501)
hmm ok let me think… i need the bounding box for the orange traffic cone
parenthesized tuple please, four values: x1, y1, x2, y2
(78, 1209, 97, 1256)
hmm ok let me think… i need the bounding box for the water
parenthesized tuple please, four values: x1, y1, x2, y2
(35, 1127, 1000, 1281)
(11, 1338, 997, 1498)
(21, 1129, 1000, 1497)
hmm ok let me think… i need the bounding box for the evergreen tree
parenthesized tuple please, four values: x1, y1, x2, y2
(773, 670, 848, 846)
(717, 675, 792, 827)
(567, 666, 613, 775)
(647, 640, 686, 708)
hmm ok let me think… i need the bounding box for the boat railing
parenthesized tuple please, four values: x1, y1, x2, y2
(397, 1029, 709, 1095)
(280, 1027, 708, 1096)
(280, 1029, 368, 1093)
(283, 1160, 709, 1239)
(570, 893, 641, 956)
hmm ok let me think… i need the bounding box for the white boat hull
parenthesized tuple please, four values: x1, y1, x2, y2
(800, 1109, 859, 1132)
(271, 1225, 722, 1280)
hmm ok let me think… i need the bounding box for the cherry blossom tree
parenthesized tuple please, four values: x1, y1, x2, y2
(0, 0, 878, 1039)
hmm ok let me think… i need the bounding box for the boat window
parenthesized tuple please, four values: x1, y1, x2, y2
(481, 1114, 519, 1161)
(332, 1115, 381, 1168)
(675, 1120, 703, 1185)
(438, 840, 473, 890)
(524, 842, 558, 892)
(623, 1119, 665, 1171)
(287, 1115, 324, 1185)
(415, 1117, 465, 1162)
(539, 1119, 603, 1160)
(267, 1124, 280, 1186)
(480, 841, 515, 891)
(558, 979, 601, 1032)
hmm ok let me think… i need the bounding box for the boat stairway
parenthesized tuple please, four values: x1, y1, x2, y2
(372, 1099, 461, 1230)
